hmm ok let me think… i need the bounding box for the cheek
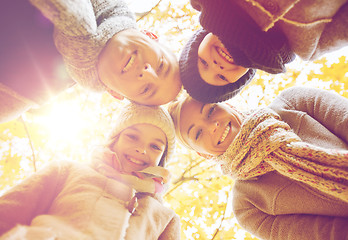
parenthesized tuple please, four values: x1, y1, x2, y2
(149, 151, 164, 166)
(198, 41, 211, 60)
(190, 138, 210, 155)
(114, 137, 133, 152)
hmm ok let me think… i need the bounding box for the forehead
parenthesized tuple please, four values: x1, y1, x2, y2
(126, 123, 167, 140)
(180, 99, 204, 130)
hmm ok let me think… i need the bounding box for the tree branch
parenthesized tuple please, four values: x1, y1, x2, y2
(19, 116, 37, 172)
(136, 0, 163, 22)
(211, 189, 232, 240)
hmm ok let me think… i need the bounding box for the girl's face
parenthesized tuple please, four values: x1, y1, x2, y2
(197, 33, 249, 86)
(98, 29, 182, 106)
(111, 123, 167, 174)
(179, 98, 243, 156)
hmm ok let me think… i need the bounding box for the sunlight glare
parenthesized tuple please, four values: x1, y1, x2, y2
(37, 102, 88, 142)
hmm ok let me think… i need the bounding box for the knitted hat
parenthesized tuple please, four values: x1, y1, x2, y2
(53, 0, 137, 91)
(196, 0, 295, 73)
(108, 102, 176, 167)
(179, 29, 256, 103)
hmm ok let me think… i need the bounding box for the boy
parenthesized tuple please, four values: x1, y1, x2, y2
(179, 0, 348, 103)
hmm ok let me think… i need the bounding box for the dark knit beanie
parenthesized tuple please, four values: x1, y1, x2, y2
(179, 29, 256, 103)
(195, 0, 295, 74)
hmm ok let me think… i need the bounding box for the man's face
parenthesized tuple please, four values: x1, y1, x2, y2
(197, 33, 248, 86)
(179, 98, 243, 156)
(98, 29, 182, 105)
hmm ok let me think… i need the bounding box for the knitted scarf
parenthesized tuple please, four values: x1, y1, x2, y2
(90, 147, 171, 194)
(217, 108, 348, 203)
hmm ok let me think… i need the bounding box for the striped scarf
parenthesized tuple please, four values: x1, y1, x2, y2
(217, 108, 348, 203)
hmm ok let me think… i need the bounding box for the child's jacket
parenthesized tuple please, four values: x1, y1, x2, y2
(0, 161, 180, 240)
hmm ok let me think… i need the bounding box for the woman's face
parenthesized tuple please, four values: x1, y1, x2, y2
(179, 98, 243, 156)
(98, 29, 182, 105)
(197, 33, 248, 86)
(111, 123, 167, 174)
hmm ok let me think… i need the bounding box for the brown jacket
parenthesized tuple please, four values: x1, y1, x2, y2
(232, 0, 348, 60)
(0, 161, 180, 240)
(233, 87, 348, 240)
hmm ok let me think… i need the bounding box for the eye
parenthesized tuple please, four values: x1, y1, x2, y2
(150, 143, 162, 151)
(195, 129, 202, 140)
(207, 104, 216, 118)
(157, 57, 164, 74)
(125, 134, 138, 141)
(122, 51, 137, 73)
(199, 57, 208, 68)
(140, 84, 150, 95)
(218, 74, 228, 82)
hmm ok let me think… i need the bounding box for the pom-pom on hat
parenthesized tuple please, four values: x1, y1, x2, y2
(108, 102, 176, 167)
(179, 29, 256, 103)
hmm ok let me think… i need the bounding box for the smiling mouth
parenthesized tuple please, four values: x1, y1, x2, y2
(122, 52, 136, 73)
(125, 155, 146, 166)
(218, 122, 231, 145)
(215, 47, 234, 64)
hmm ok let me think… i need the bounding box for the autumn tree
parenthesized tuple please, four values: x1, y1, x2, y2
(0, 1, 347, 239)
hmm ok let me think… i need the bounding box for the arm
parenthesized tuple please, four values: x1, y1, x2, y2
(311, 3, 348, 60)
(29, 0, 135, 36)
(0, 161, 67, 235)
(269, 86, 348, 144)
(158, 214, 181, 240)
(233, 197, 348, 240)
(190, 0, 202, 11)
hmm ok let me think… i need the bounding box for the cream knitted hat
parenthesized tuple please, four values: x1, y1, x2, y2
(108, 102, 176, 166)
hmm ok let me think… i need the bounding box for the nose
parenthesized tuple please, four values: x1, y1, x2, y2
(213, 60, 224, 70)
(208, 120, 219, 134)
(135, 147, 146, 155)
(134, 141, 147, 155)
(139, 63, 159, 82)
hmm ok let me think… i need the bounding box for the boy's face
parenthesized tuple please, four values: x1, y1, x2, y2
(197, 33, 248, 86)
(98, 29, 182, 105)
(179, 98, 242, 156)
(111, 123, 167, 174)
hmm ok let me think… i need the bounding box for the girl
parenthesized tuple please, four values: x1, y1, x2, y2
(168, 86, 348, 239)
(0, 103, 180, 240)
(180, 0, 348, 103)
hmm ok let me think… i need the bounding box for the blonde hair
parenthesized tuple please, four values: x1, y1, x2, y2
(167, 94, 195, 151)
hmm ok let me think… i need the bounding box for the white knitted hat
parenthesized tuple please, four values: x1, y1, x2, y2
(108, 102, 176, 166)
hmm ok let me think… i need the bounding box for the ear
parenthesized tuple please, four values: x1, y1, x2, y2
(197, 152, 214, 159)
(107, 89, 124, 100)
(141, 30, 159, 42)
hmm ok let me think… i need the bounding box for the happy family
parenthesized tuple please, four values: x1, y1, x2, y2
(0, 0, 348, 239)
